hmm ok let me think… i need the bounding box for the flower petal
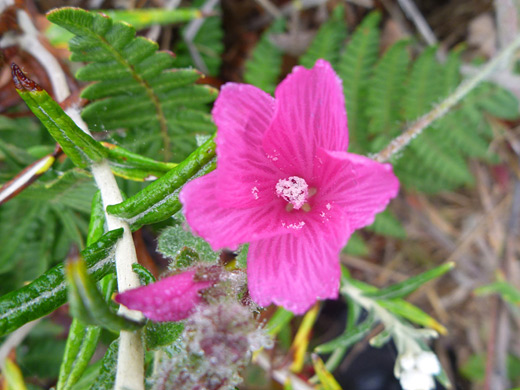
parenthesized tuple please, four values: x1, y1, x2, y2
(263, 59, 349, 176)
(213, 83, 280, 208)
(247, 210, 349, 314)
(180, 171, 296, 250)
(114, 271, 212, 322)
(314, 148, 400, 231)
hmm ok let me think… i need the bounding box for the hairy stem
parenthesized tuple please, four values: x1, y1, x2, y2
(374, 33, 520, 163)
(7, 10, 145, 390)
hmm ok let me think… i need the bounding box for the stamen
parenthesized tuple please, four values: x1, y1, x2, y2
(285, 203, 294, 212)
(302, 203, 311, 212)
(308, 187, 317, 198)
(276, 176, 309, 210)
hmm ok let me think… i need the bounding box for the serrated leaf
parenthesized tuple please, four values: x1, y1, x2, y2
(0, 228, 123, 337)
(337, 11, 381, 152)
(144, 321, 183, 350)
(364, 263, 454, 300)
(47, 7, 217, 160)
(98, 8, 201, 30)
(66, 253, 143, 333)
(132, 263, 156, 285)
(300, 5, 347, 68)
(106, 135, 216, 229)
(244, 18, 285, 94)
(157, 216, 219, 268)
(11, 65, 107, 168)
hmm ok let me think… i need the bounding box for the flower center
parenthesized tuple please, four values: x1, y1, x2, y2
(275, 176, 310, 210)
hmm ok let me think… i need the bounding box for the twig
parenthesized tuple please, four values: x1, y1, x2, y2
(4, 10, 145, 390)
(395, 0, 437, 46)
(183, 0, 219, 74)
(373, 33, 520, 163)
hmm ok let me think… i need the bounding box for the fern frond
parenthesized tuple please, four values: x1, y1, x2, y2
(299, 5, 347, 69)
(402, 46, 443, 120)
(47, 8, 218, 161)
(337, 12, 381, 152)
(243, 18, 286, 95)
(366, 40, 410, 138)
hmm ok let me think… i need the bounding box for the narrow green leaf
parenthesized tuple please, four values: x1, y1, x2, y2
(106, 135, 216, 229)
(315, 312, 375, 353)
(132, 263, 156, 285)
(57, 320, 101, 390)
(87, 191, 105, 246)
(475, 281, 520, 305)
(0, 228, 123, 337)
(3, 358, 28, 390)
(311, 354, 342, 390)
(266, 307, 294, 336)
(66, 253, 143, 333)
(88, 339, 118, 390)
(98, 8, 202, 30)
(364, 263, 454, 300)
(369, 329, 391, 348)
(144, 321, 183, 350)
(377, 299, 447, 334)
(11, 64, 107, 168)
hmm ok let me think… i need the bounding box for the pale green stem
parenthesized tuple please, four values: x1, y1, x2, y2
(374, 33, 520, 163)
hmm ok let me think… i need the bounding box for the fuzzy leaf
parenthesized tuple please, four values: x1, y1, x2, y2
(144, 321, 184, 350)
(88, 339, 118, 390)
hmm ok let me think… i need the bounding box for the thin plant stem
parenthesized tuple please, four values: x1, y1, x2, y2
(4, 10, 145, 390)
(373, 33, 520, 164)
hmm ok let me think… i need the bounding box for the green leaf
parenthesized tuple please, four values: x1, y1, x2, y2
(102, 142, 176, 182)
(57, 320, 101, 390)
(311, 354, 342, 390)
(337, 11, 381, 152)
(132, 263, 156, 285)
(341, 232, 368, 256)
(157, 216, 219, 268)
(300, 5, 347, 68)
(475, 281, 520, 305)
(364, 262, 454, 300)
(2, 358, 28, 390)
(66, 253, 143, 333)
(266, 307, 294, 336)
(315, 311, 375, 353)
(244, 18, 285, 94)
(11, 65, 107, 168)
(88, 339, 118, 390)
(106, 135, 216, 229)
(0, 228, 123, 337)
(377, 298, 447, 334)
(98, 8, 201, 30)
(144, 321, 183, 350)
(86, 191, 105, 246)
(366, 40, 409, 139)
(47, 7, 217, 160)
(366, 209, 406, 238)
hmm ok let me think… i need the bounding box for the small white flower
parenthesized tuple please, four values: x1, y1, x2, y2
(416, 351, 441, 375)
(400, 369, 435, 390)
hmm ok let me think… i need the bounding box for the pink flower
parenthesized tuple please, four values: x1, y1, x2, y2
(180, 59, 399, 314)
(114, 270, 213, 322)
